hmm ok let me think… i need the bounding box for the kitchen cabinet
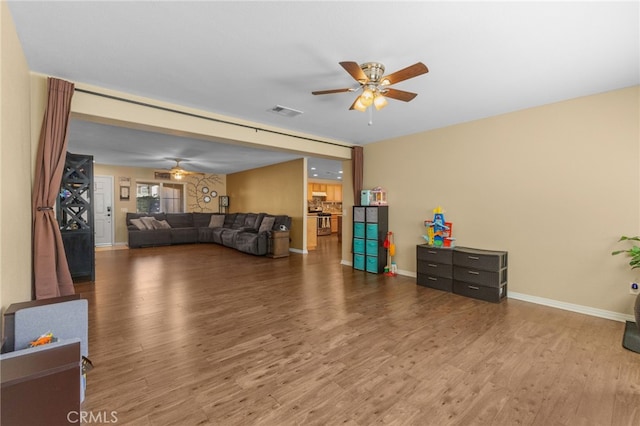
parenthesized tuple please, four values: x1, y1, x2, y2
(326, 185, 335, 201)
(331, 214, 340, 233)
(333, 185, 342, 202)
(312, 183, 327, 192)
(306, 215, 317, 251)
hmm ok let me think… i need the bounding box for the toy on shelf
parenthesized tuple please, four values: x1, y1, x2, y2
(423, 206, 455, 248)
(370, 187, 387, 206)
(383, 231, 397, 276)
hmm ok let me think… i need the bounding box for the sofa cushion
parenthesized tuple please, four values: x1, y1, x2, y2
(130, 218, 146, 230)
(165, 213, 194, 228)
(152, 219, 171, 229)
(192, 213, 213, 228)
(231, 214, 247, 229)
(208, 215, 225, 228)
(243, 213, 263, 230)
(170, 228, 198, 245)
(140, 217, 156, 230)
(258, 216, 275, 233)
(223, 213, 237, 228)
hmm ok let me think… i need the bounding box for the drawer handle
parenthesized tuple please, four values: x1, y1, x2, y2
(468, 256, 480, 260)
(467, 271, 480, 275)
(468, 285, 480, 290)
(427, 251, 438, 254)
(427, 277, 437, 281)
(427, 264, 438, 268)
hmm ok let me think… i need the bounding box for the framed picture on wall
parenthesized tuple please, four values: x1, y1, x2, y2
(120, 186, 130, 201)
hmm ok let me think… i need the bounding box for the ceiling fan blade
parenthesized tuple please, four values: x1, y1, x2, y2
(383, 88, 418, 102)
(340, 61, 368, 83)
(381, 62, 429, 85)
(348, 96, 360, 111)
(312, 88, 353, 95)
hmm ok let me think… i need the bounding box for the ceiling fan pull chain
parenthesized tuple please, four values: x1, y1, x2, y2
(368, 105, 374, 126)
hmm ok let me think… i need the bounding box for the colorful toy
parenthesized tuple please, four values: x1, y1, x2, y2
(29, 331, 55, 347)
(384, 231, 397, 276)
(423, 206, 455, 248)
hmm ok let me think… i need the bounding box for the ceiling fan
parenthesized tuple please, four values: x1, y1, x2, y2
(312, 61, 429, 112)
(165, 158, 202, 180)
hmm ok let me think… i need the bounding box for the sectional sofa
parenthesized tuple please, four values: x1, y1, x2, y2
(126, 212, 291, 256)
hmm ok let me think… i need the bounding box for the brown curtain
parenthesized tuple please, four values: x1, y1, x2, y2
(352, 145, 363, 203)
(32, 78, 75, 299)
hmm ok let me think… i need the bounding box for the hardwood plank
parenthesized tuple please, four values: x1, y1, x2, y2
(78, 237, 640, 425)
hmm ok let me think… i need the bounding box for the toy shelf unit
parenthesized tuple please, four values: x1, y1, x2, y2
(353, 206, 389, 274)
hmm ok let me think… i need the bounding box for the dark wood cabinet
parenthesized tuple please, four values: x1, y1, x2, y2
(57, 153, 95, 282)
(416, 245, 453, 292)
(416, 245, 508, 303)
(268, 230, 290, 258)
(452, 247, 508, 303)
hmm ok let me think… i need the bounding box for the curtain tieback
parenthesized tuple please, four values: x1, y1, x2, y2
(37, 206, 54, 211)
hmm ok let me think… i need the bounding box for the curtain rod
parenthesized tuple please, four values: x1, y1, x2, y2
(74, 88, 353, 150)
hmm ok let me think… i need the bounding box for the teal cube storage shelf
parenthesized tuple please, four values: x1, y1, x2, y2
(352, 205, 389, 274)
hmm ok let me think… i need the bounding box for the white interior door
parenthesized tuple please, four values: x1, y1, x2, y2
(94, 175, 114, 246)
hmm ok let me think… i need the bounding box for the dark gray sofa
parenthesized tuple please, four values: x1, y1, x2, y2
(126, 212, 291, 256)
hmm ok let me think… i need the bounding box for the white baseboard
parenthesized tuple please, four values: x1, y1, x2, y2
(290, 248, 306, 254)
(508, 291, 635, 323)
(339, 261, 633, 323)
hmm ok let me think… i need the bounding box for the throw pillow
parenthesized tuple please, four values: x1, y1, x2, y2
(140, 216, 156, 230)
(130, 218, 146, 230)
(208, 215, 225, 228)
(152, 219, 171, 229)
(258, 216, 275, 233)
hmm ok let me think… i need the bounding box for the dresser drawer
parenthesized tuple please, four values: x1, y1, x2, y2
(453, 266, 507, 288)
(417, 245, 453, 264)
(353, 254, 365, 270)
(453, 280, 507, 303)
(354, 222, 365, 238)
(417, 274, 453, 292)
(453, 247, 507, 271)
(353, 207, 365, 222)
(417, 259, 452, 279)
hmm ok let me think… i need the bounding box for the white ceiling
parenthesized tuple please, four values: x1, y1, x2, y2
(8, 1, 639, 180)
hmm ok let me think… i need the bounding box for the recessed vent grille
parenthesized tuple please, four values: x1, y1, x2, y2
(269, 105, 303, 118)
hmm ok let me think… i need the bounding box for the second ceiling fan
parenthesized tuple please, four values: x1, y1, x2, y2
(312, 61, 429, 111)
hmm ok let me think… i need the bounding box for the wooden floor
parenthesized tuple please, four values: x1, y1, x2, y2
(78, 236, 639, 425)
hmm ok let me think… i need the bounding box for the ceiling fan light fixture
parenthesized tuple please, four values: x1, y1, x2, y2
(373, 93, 388, 110)
(360, 88, 374, 107)
(352, 97, 367, 112)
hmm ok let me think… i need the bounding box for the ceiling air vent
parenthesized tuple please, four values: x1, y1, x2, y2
(269, 105, 303, 118)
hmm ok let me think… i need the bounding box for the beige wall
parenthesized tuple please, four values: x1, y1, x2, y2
(1, 2, 34, 310)
(227, 159, 305, 250)
(363, 86, 640, 317)
(94, 164, 227, 244)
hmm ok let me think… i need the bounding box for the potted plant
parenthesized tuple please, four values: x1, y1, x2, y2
(612, 236, 640, 329)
